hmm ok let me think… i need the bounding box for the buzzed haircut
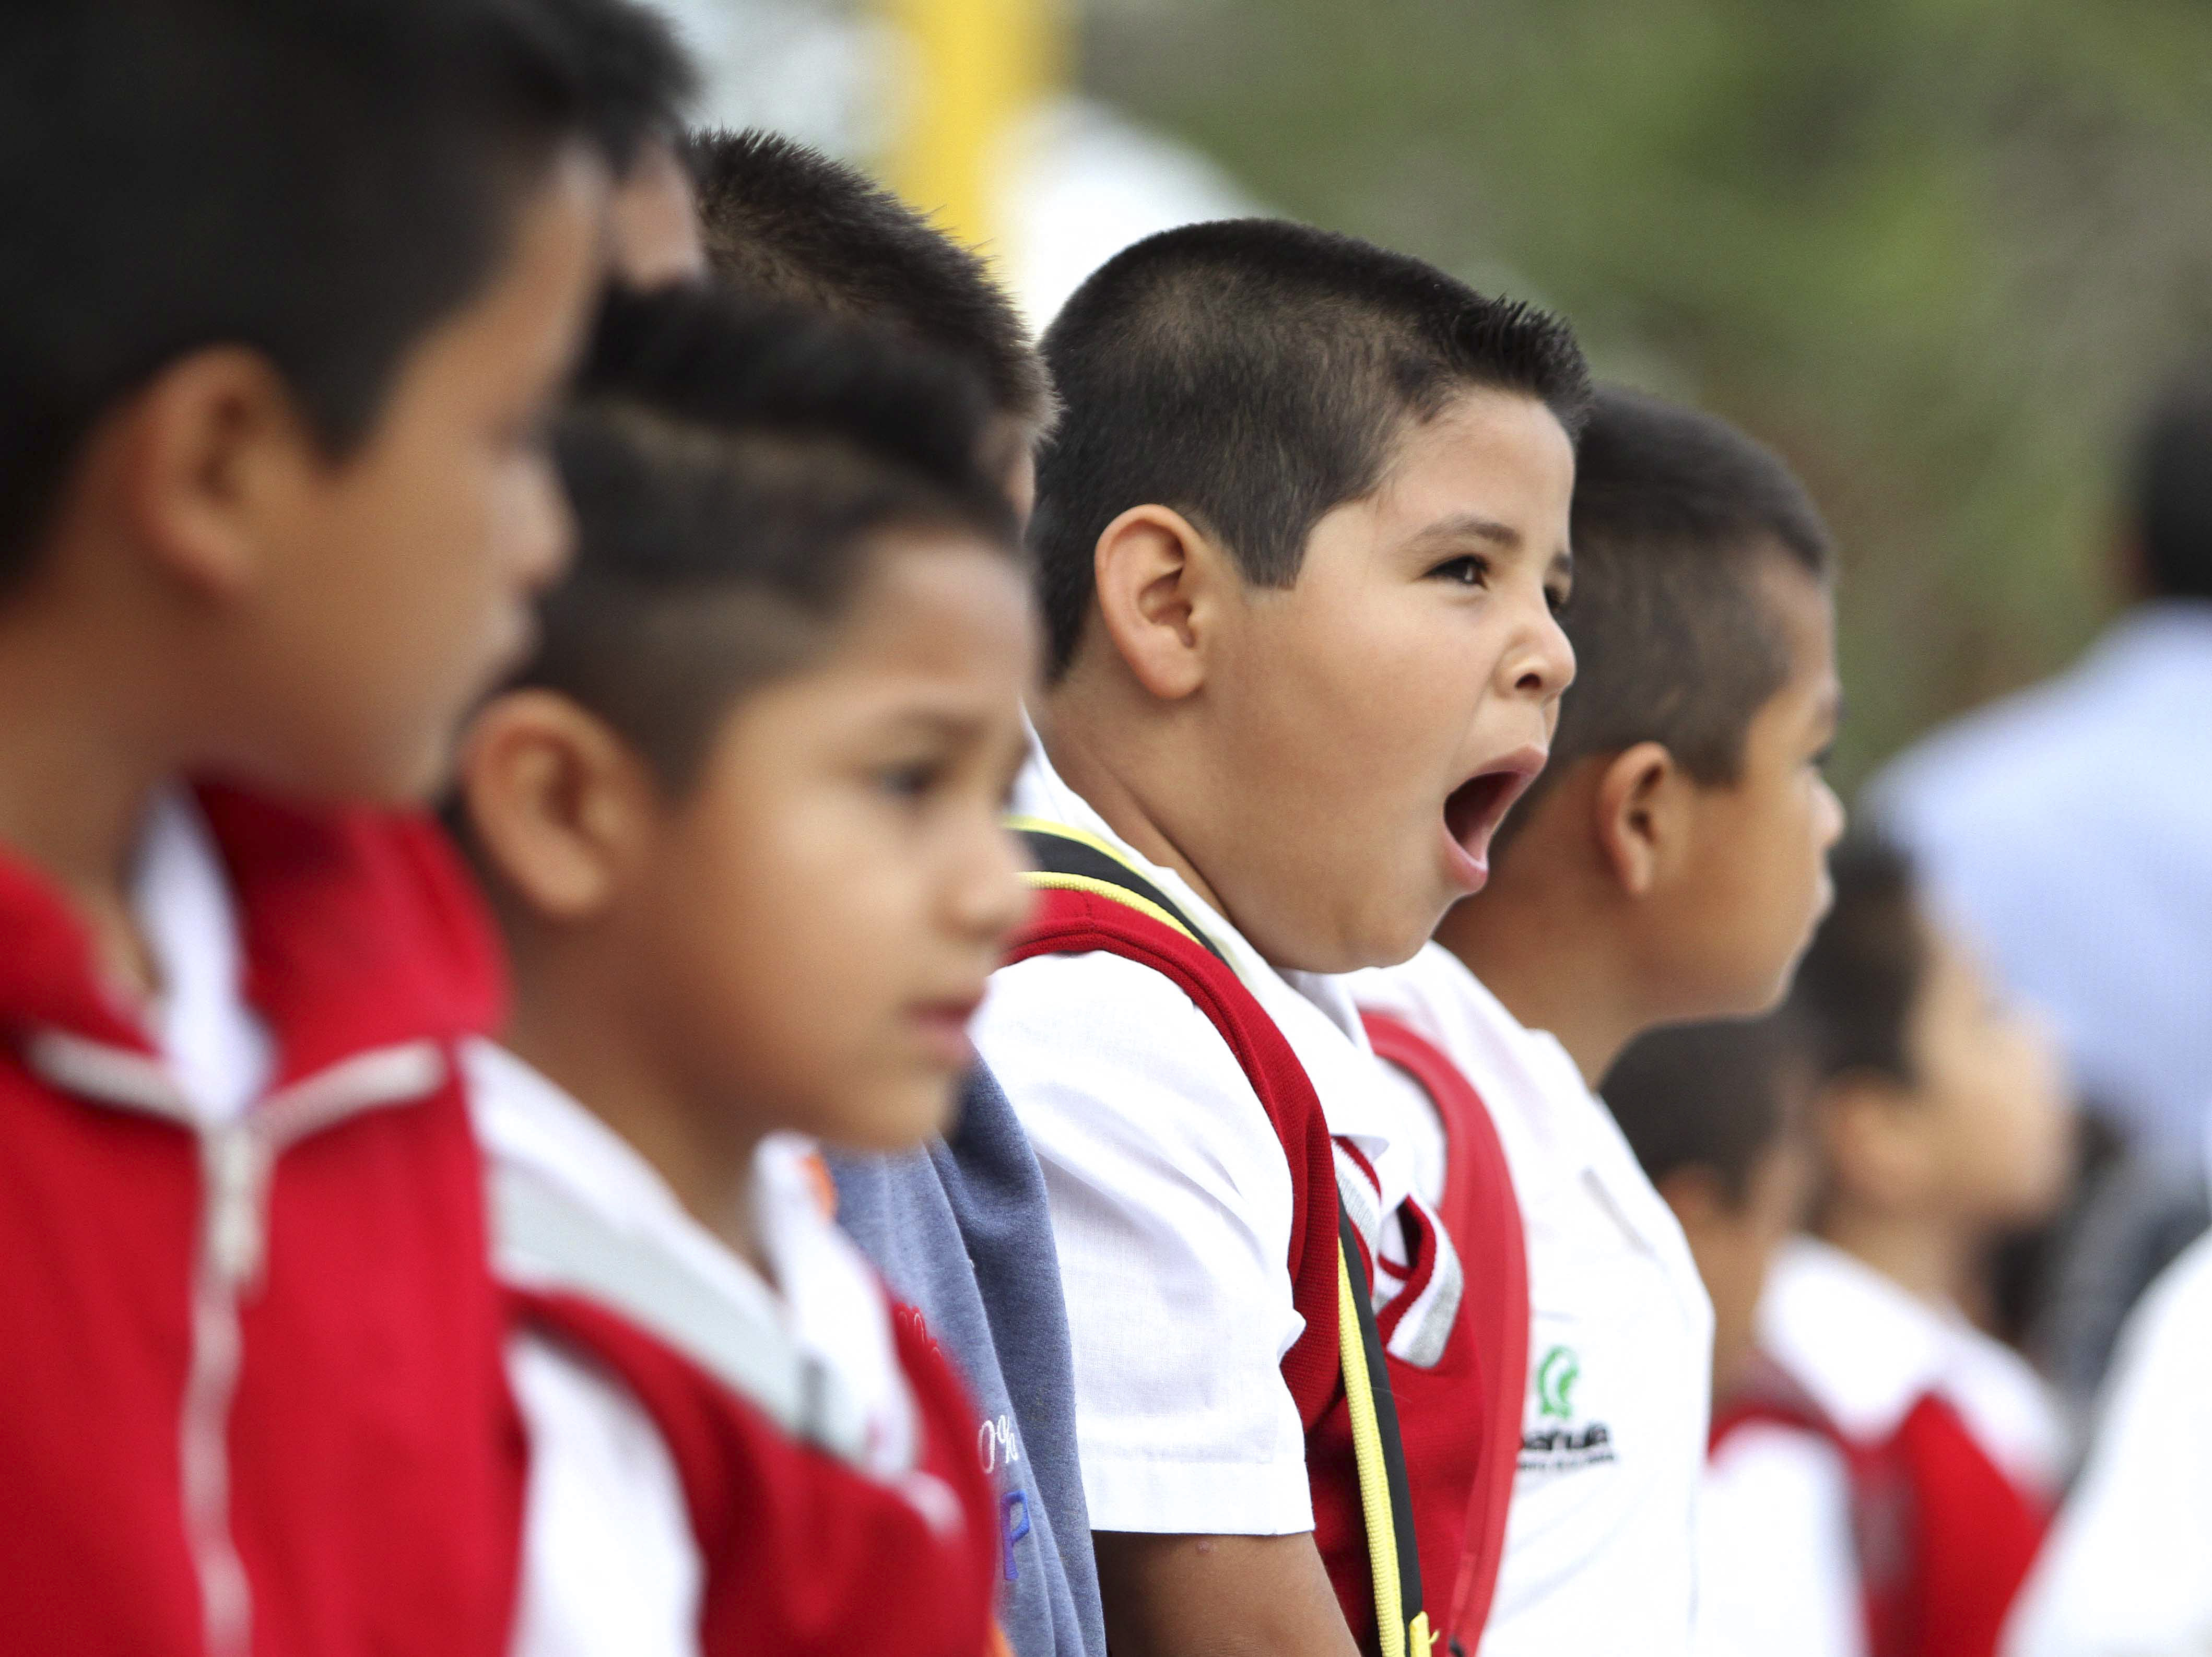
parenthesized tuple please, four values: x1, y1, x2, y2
(1498, 386, 1833, 853)
(1787, 834, 1927, 1086)
(531, 0, 697, 173)
(1604, 1014, 1807, 1206)
(0, 0, 591, 583)
(684, 127, 1054, 431)
(520, 285, 1016, 792)
(2132, 362, 2212, 601)
(1029, 218, 1592, 677)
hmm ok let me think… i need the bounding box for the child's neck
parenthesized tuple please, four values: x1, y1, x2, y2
(1817, 1202, 1978, 1312)
(0, 593, 180, 999)
(1435, 888, 1648, 1087)
(1032, 699, 1233, 927)
(505, 957, 768, 1277)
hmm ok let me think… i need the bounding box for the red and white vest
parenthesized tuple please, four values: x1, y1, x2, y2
(0, 786, 524, 1657)
(484, 1090, 1001, 1657)
(1008, 837, 1509, 1657)
(1725, 1238, 2063, 1657)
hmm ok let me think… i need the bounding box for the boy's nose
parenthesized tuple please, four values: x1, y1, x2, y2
(1817, 777, 1847, 850)
(951, 824, 1038, 945)
(1510, 609, 1576, 700)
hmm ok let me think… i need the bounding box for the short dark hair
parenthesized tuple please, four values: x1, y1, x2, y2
(0, 0, 591, 582)
(531, 0, 697, 173)
(1499, 386, 1833, 852)
(1028, 218, 1592, 677)
(684, 128, 1054, 432)
(518, 285, 1017, 792)
(2133, 364, 2212, 601)
(1786, 834, 1926, 1085)
(1603, 1014, 1808, 1206)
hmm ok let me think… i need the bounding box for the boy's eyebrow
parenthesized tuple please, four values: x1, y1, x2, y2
(869, 701, 993, 741)
(1405, 512, 1525, 553)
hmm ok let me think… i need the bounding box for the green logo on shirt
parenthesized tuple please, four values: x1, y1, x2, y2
(1535, 1343, 1580, 1419)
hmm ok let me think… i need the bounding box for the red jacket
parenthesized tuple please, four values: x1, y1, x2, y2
(0, 787, 524, 1657)
(1007, 883, 1499, 1656)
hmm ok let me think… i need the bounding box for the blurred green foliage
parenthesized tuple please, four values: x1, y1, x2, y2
(1081, 0, 2212, 788)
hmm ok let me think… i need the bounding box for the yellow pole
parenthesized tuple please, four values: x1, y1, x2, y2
(879, 0, 1064, 253)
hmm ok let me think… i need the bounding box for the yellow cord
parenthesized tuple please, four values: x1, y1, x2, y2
(1338, 1242, 1405, 1657)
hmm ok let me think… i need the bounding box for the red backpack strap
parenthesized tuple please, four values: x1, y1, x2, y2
(1361, 1010, 1530, 1651)
(1713, 1361, 1919, 1657)
(1890, 1394, 2050, 1657)
(1008, 823, 1433, 1657)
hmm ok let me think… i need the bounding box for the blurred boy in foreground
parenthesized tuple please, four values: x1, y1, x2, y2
(457, 289, 1034, 1657)
(0, 4, 606, 1649)
(685, 128, 1100, 1657)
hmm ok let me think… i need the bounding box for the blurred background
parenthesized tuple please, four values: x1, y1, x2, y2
(656, 0, 2212, 788)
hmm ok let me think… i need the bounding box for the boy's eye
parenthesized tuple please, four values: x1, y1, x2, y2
(1545, 583, 1572, 617)
(1428, 554, 1490, 587)
(876, 760, 943, 801)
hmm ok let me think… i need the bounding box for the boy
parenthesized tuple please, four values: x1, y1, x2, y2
(0, 5, 605, 1652)
(1356, 385, 1846, 1657)
(688, 128, 1057, 510)
(976, 218, 1588, 1657)
(1760, 835, 2073, 1657)
(684, 126, 1099, 1657)
(1604, 1019, 1849, 1657)
(455, 286, 1036, 1656)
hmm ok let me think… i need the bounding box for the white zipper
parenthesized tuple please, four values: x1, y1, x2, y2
(26, 1034, 448, 1657)
(181, 1122, 266, 1657)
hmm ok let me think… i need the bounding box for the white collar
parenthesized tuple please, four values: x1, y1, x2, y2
(467, 1040, 917, 1473)
(131, 787, 275, 1126)
(1013, 727, 1410, 1216)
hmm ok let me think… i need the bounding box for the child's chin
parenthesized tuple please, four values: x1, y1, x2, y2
(844, 1078, 960, 1154)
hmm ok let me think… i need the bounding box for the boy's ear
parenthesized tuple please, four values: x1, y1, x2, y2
(1090, 504, 1223, 701)
(1590, 741, 1687, 899)
(116, 345, 322, 600)
(457, 689, 656, 922)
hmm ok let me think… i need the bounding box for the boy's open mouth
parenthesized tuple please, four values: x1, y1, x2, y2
(1442, 753, 1545, 885)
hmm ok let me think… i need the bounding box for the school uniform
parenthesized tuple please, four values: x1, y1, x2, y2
(1749, 1235, 2066, 1657)
(827, 1067, 1107, 1657)
(0, 786, 525, 1657)
(1352, 942, 1714, 1657)
(2004, 1229, 2212, 1657)
(975, 736, 1491, 1654)
(472, 1043, 999, 1657)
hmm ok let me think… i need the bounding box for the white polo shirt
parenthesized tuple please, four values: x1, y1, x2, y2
(2004, 1229, 2212, 1657)
(1351, 942, 1713, 1657)
(468, 1042, 926, 1657)
(973, 737, 1418, 1538)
